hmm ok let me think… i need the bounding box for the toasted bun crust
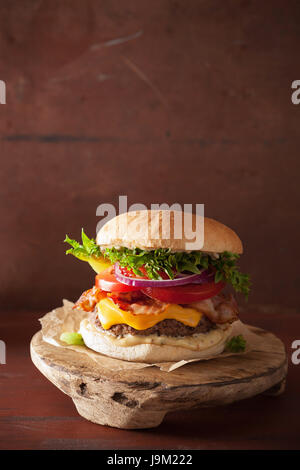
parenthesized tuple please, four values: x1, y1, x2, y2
(97, 210, 243, 254)
(79, 318, 233, 363)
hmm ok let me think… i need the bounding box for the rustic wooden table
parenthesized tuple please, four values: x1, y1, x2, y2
(0, 307, 299, 450)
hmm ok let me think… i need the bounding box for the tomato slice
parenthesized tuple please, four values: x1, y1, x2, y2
(142, 281, 226, 304)
(95, 268, 140, 292)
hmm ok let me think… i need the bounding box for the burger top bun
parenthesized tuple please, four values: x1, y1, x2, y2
(96, 210, 243, 254)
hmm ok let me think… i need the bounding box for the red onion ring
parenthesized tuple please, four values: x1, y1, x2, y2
(114, 262, 214, 288)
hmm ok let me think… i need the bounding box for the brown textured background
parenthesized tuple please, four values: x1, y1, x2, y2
(0, 0, 299, 311)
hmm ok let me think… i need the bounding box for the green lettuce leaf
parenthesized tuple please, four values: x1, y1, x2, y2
(65, 229, 102, 260)
(60, 332, 84, 346)
(225, 335, 246, 352)
(104, 247, 251, 298)
(64, 231, 251, 298)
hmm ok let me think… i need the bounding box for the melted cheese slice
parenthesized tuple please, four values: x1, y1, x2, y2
(97, 297, 203, 330)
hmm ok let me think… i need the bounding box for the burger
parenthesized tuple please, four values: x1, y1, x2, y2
(64, 210, 250, 363)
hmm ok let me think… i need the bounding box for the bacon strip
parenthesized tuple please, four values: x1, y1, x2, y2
(73, 286, 106, 311)
(74, 285, 239, 325)
(108, 291, 168, 314)
(189, 294, 239, 324)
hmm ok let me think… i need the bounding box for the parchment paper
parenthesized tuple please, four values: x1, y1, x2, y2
(39, 300, 261, 372)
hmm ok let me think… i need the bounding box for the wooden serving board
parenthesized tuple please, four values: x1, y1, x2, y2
(30, 325, 287, 429)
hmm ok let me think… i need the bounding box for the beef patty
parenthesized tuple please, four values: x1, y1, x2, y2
(90, 310, 215, 338)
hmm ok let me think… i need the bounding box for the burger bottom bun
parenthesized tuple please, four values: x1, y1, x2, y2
(79, 318, 233, 363)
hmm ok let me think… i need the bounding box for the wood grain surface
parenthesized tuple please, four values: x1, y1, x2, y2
(30, 325, 287, 429)
(0, 307, 299, 449)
